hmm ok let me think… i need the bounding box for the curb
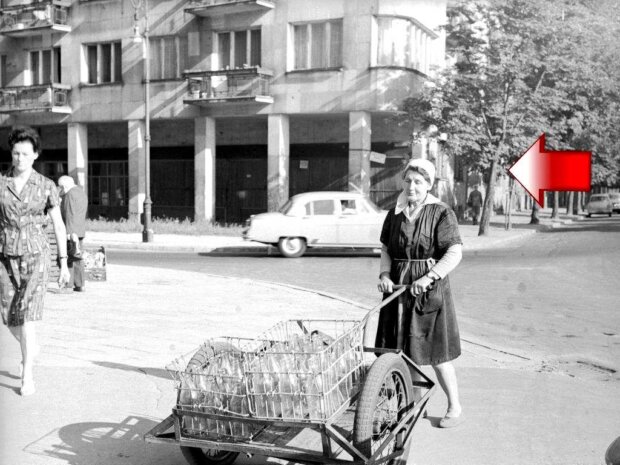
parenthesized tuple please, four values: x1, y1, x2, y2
(84, 215, 581, 254)
(82, 241, 270, 254)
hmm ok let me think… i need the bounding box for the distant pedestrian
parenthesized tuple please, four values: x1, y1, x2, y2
(58, 175, 88, 292)
(467, 185, 483, 225)
(0, 126, 70, 396)
(376, 158, 464, 428)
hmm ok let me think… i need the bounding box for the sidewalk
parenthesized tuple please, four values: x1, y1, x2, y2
(83, 209, 579, 254)
(2, 210, 616, 465)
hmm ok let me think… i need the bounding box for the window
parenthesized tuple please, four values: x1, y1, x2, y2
(89, 161, 128, 208)
(306, 200, 335, 215)
(150, 36, 188, 80)
(293, 19, 343, 70)
(216, 28, 261, 70)
(376, 16, 435, 74)
(29, 47, 61, 85)
(0, 55, 6, 87)
(85, 42, 122, 84)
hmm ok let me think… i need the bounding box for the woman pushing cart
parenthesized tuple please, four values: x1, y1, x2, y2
(376, 158, 464, 429)
(145, 158, 465, 463)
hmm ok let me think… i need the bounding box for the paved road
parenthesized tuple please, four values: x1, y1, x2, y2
(111, 215, 620, 380)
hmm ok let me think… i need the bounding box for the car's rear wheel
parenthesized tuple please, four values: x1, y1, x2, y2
(278, 237, 307, 258)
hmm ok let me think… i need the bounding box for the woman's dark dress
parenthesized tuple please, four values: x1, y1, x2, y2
(375, 203, 462, 365)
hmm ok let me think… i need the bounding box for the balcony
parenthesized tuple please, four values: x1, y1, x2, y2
(0, 83, 71, 114)
(184, 67, 273, 106)
(0, 0, 71, 37)
(185, 0, 274, 17)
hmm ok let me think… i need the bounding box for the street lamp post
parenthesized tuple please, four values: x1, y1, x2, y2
(132, 0, 154, 242)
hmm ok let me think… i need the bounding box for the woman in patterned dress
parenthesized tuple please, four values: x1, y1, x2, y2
(376, 158, 464, 428)
(0, 127, 70, 396)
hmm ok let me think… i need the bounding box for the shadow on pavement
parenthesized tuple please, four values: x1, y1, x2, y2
(91, 361, 171, 380)
(0, 369, 20, 380)
(200, 247, 379, 258)
(23, 416, 160, 465)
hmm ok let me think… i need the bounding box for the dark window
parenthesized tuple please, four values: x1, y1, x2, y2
(0, 55, 6, 87)
(218, 28, 261, 69)
(85, 41, 122, 84)
(30, 51, 40, 85)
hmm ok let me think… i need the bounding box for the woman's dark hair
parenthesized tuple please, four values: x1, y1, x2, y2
(8, 126, 41, 154)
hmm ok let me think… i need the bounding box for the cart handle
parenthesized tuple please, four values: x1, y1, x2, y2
(360, 285, 409, 327)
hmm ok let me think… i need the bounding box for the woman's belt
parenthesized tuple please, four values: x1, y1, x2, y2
(394, 257, 436, 268)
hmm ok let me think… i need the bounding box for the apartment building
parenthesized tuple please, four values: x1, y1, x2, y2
(0, 0, 449, 223)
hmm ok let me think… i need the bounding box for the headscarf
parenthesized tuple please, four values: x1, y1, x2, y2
(402, 158, 436, 186)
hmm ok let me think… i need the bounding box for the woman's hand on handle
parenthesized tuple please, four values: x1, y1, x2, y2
(411, 275, 434, 296)
(377, 273, 394, 293)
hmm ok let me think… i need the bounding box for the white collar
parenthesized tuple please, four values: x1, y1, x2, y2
(395, 191, 440, 220)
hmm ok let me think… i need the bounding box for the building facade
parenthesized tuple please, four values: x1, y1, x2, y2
(0, 0, 449, 223)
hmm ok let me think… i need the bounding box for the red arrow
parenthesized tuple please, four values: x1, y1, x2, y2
(508, 134, 591, 208)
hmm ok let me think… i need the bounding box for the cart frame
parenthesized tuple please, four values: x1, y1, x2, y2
(144, 287, 436, 465)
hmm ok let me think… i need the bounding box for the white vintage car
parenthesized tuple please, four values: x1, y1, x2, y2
(242, 191, 387, 257)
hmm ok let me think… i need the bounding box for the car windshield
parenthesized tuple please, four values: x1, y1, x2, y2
(610, 194, 620, 200)
(590, 195, 608, 201)
(279, 199, 294, 214)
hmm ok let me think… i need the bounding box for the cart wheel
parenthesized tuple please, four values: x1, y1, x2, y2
(353, 353, 413, 461)
(180, 342, 242, 465)
(186, 342, 240, 371)
(180, 447, 239, 465)
(278, 237, 307, 258)
(180, 342, 241, 405)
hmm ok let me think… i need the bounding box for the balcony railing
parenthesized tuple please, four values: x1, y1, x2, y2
(184, 67, 273, 105)
(0, 83, 71, 113)
(0, 0, 71, 36)
(185, 0, 275, 17)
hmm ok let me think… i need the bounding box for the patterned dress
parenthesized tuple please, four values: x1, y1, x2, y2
(0, 168, 59, 326)
(375, 203, 463, 365)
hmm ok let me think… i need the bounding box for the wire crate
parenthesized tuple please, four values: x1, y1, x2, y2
(168, 339, 259, 441)
(244, 319, 365, 421)
(166, 319, 365, 440)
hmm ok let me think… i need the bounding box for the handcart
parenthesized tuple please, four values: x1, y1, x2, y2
(145, 286, 435, 465)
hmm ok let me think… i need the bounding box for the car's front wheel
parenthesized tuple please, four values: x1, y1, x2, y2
(278, 237, 307, 258)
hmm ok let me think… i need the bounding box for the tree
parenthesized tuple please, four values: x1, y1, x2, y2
(551, 192, 559, 219)
(400, 0, 620, 235)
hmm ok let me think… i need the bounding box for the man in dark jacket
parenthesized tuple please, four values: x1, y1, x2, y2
(58, 175, 88, 292)
(467, 185, 483, 225)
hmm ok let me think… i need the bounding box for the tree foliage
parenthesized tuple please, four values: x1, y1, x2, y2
(401, 0, 620, 234)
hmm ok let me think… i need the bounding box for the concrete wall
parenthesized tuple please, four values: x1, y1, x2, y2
(1, 0, 446, 126)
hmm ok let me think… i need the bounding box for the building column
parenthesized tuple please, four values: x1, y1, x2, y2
(128, 120, 146, 221)
(195, 116, 216, 222)
(348, 111, 372, 195)
(67, 123, 88, 191)
(267, 114, 289, 211)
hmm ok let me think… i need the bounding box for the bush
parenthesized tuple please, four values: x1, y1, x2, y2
(86, 217, 244, 236)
